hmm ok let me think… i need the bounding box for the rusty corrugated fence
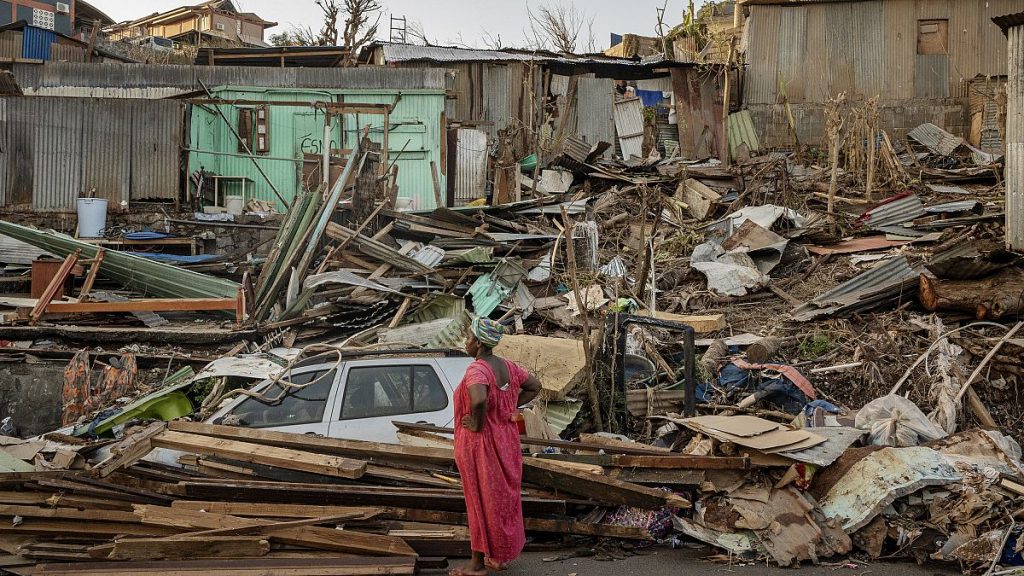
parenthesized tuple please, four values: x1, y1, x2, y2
(0, 97, 182, 211)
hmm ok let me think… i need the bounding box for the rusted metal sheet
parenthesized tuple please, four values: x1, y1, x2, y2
(1, 97, 182, 211)
(483, 63, 511, 140)
(576, 77, 615, 155)
(790, 255, 920, 321)
(747, 0, 1024, 106)
(131, 99, 182, 202)
(777, 7, 808, 102)
(613, 97, 644, 160)
(452, 128, 487, 206)
(745, 5, 781, 104)
(80, 100, 132, 206)
(12, 62, 448, 98)
(820, 447, 962, 532)
(671, 67, 722, 159)
(32, 97, 85, 211)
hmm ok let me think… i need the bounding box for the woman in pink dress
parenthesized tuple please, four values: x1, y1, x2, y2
(450, 317, 542, 576)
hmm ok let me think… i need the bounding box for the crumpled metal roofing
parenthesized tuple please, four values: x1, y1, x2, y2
(790, 256, 921, 321)
(0, 220, 239, 300)
(907, 123, 998, 165)
(374, 42, 689, 67)
(925, 242, 1020, 280)
(854, 192, 925, 230)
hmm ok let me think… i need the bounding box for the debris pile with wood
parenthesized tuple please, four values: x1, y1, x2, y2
(1, 113, 1023, 574)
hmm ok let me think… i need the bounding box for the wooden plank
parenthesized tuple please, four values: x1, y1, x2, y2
(34, 556, 417, 576)
(392, 422, 669, 456)
(652, 311, 726, 333)
(30, 250, 80, 325)
(95, 536, 270, 561)
(133, 505, 416, 557)
(521, 458, 691, 510)
(167, 421, 455, 467)
(45, 298, 237, 314)
(0, 518, 176, 537)
(78, 248, 105, 299)
(171, 501, 387, 520)
(176, 481, 566, 516)
(532, 453, 750, 470)
(91, 422, 167, 478)
(151, 430, 367, 479)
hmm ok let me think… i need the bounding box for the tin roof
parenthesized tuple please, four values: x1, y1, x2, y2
(366, 42, 697, 68)
(993, 11, 1024, 33)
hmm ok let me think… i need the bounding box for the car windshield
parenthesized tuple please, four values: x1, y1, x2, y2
(222, 368, 335, 428)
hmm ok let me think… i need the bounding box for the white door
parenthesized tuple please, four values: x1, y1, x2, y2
(213, 366, 340, 437)
(328, 360, 454, 444)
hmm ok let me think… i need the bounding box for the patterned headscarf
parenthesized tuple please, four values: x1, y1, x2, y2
(471, 316, 505, 348)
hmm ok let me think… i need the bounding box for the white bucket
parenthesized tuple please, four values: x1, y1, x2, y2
(394, 197, 415, 211)
(225, 195, 244, 215)
(76, 198, 108, 238)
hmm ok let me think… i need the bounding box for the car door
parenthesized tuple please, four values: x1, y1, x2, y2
(328, 359, 454, 444)
(210, 364, 340, 437)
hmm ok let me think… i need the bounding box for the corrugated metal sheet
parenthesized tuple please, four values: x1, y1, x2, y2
(21, 27, 55, 61)
(32, 97, 84, 211)
(0, 220, 239, 300)
(0, 97, 182, 211)
(613, 97, 644, 160)
(728, 110, 761, 157)
(131, 99, 181, 201)
(747, 0, 1024, 105)
(12, 63, 448, 98)
(857, 192, 926, 228)
(1008, 23, 1024, 250)
(791, 255, 920, 321)
(576, 77, 615, 155)
(376, 42, 668, 67)
(453, 128, 487, 206)
(80, 100, 132, 205)
(483, 64, 511, 139)
(884, 0, 915, 100)
(0, 99, 6, 206)
(778, 7, 808, 102)
(925, 241, 1019, 279)
(0, 31, 23, 61)
(0, 234, 55, 265)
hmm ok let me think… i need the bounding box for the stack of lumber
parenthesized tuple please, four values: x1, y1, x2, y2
(0, 422, 706, 575)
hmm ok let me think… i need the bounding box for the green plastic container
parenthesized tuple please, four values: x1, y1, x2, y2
(519, 154, 538, 173)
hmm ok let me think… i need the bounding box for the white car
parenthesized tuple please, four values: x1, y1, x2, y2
(205, 352, 473, 444)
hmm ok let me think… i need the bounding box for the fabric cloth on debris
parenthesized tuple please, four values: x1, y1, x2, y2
(696, 362, 813, 414)
(730, 359, 816, 400)
(471, 317, 505, 348)
(454, 358, 529, 564)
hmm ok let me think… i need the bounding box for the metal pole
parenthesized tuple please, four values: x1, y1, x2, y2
(323, 111, 332, 191)
(197, 79, 290, 209)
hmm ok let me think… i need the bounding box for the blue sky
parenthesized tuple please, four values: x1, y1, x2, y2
(94, 0, 705, 50)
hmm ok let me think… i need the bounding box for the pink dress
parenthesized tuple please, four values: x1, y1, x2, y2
(453, 358, 529, 563)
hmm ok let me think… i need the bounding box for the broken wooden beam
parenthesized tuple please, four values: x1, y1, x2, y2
(150, 430, 367, 480)
(521, 458, 691, 510)
(133, 504, 416, 557)
(89, 536, 270, 561)
(34, 557, 417, 576)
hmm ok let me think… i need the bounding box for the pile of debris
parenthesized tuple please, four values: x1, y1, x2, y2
(0, 420, 691, 575)
(1, 114, 1023, 574)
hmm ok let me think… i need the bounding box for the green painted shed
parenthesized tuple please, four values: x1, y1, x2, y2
(187, 85, 447, 211)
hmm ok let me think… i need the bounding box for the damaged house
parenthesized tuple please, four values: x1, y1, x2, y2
(740, 0, 1024, 152)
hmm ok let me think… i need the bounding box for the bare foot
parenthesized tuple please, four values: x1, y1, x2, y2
(485, 558, 508, 571)
(449, 566, 488, 576)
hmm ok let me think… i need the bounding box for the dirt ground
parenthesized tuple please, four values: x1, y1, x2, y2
(425, 548, 961, 575)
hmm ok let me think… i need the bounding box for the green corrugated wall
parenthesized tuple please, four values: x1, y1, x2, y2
(188, 86, 447, 211)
